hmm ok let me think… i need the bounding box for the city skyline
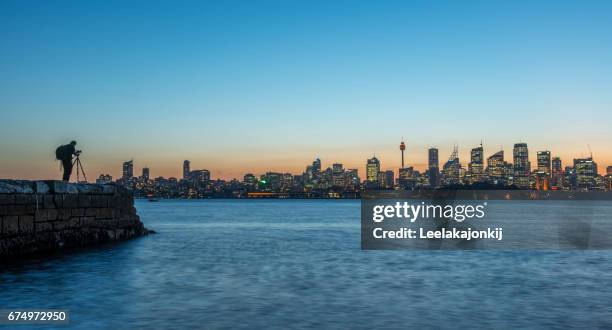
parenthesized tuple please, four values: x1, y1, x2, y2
(1, 139, 610, 181)
(103, 138, 611, 198)
(2, 1, 612, 180)
(103, 139, 609, 182)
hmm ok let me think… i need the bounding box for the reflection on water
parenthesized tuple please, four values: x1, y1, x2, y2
(1, 200, 612, 329)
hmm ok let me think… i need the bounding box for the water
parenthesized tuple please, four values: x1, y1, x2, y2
(1, 200, 612, 329)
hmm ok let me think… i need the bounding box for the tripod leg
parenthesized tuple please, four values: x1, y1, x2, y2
(77, 158, 87, 182)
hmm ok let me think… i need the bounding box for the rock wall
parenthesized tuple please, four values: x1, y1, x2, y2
(0, 180, 151, 260)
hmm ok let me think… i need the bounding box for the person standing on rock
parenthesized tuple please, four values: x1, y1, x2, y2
(55, 140, 80, 181)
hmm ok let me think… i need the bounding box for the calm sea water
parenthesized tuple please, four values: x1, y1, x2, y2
(1, 200, 612, 329)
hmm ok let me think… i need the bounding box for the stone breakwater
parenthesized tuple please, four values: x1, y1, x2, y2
(0, 180, 152, 260)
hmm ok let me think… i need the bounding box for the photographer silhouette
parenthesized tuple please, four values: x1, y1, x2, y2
(55, 141, 82, 181)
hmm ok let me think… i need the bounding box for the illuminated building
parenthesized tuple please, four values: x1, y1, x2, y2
(442, 145, 461, 185)
(312, 158, 321, 174)
(263, 172, 282, 191)
(398, 167, 414, 188)
(243, 173, 257, 190)
(513, 143, 530, 188)
(486, 150, 505, 184)
(366, 157, 381, 184)
(564, 166, 576, 189)
(428, 148, 439, 187)
(384, 170, 394, 189)
(574, 157, 597, 190)
(345, 169, 360, 188)
(468, 143, 484, 184)
(189, 169, 211, 182)
(532, 151, 551, 190)
(537, 151, 551, 176)
(281, 173, 294, 190)
(183, 160, 191, 180)
(551, 157, 563, 189)
(122, 160, 133, 180)
(331, 163, 345, 187)
(142, 167, 150, 181)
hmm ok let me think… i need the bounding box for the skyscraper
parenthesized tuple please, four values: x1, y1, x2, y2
(442, 145, 461, 186)
(513, 143, 530, 188)
(428, 148, 439, 187)
(574, 157, 597, 189)
(428, 148, 439, 169)
(142, 167, 150, 181)
(189, 169, 211, 182)
(533, 151, 552, 190)
(183, 160, 190, 180)
(384, 170, 394, 189)
(366, 157, 380, 183)
(537, 151, 551, 176)
(122, 160, 133, 180)
(312, 158, 321, 174)
(486, 150, 505, 185)
(398, 167, 414, 188)
(551, 157, 563, 188)
(332, 163, 345, 187)
(468, 143, 484, 184)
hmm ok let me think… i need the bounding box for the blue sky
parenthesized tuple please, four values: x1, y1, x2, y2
(1, 0, 611, 179)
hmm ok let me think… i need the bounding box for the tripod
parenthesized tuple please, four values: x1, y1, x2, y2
(72, 155, 87, 183)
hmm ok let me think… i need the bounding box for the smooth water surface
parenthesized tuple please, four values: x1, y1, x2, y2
(1, 200, 611, 329)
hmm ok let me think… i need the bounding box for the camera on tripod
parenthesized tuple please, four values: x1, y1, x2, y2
(72, 150, 87, 182)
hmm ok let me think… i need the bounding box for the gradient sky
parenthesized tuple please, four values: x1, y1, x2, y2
(1, 0, 612, 180)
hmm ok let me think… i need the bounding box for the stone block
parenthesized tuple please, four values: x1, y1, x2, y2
(52, 220, 67, 231)
(54, 217, 80, 230)
(2, 216, 19, 235)
(108, 195, 120, 208)
(54, 194, 64, 208)
(0, 195, 15, 205)
(15, 194, 36, 205)
(5, 205, 26, 216)
(72, 208, 85, 217)
(46, 209, 58, 221)
(0, 180, 34, 194)
(34, 210, 48, 222)
(68, 217, 81, 228)
(63, 195, 79, 208)
(24, 203, 37, 215)
(57, 209, 72, 220)
(84, 208, 94, 217)
(36, 221, 53, 232)
(74, 184, 103, 194)
(78, 195, 92, 208)
(44, 195, 56, 208)
(95, 208, 114, 219)
(81, 216, 97, 227)
(34, 181, 50, 194)
(102, 185, 117, 194)
(91, 195, 108, 208)
(50, 181, 79, 194)
(18, 215, 34, 234)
